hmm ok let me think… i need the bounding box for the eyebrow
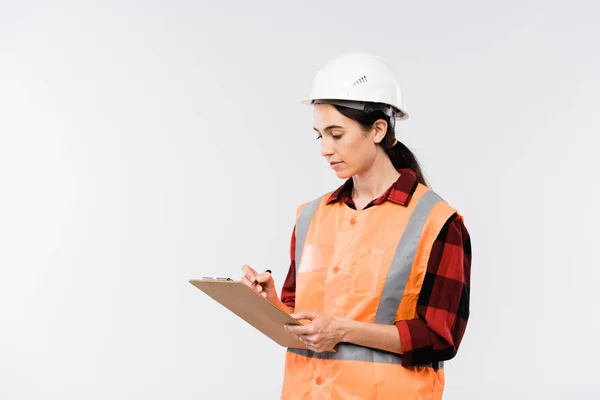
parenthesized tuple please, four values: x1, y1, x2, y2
(313, 125, 345, 133)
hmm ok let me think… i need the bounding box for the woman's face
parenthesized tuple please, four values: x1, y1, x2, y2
(313, 104, 384, 179)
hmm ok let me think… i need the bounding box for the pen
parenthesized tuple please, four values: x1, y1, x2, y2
(253, 269, 272, 285)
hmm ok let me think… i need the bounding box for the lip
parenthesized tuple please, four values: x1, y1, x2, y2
(329, 161, 343, 169)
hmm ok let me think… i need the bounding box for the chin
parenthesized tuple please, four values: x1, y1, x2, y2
(334, 170, 353, 180)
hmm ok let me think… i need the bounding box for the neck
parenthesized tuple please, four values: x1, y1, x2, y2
(351, 150, 400, 202)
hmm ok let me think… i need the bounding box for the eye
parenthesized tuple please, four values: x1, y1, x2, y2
(315, 135, 322, 140)
(332, 134, 343, 140)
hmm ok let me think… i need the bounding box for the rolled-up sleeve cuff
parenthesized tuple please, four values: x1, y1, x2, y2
(396, 319, 434, 367)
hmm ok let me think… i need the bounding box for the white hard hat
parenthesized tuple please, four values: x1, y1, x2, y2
(303, 52, 409, 120)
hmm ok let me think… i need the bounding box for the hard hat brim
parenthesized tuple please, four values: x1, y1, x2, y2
(301, 98, 409, 120)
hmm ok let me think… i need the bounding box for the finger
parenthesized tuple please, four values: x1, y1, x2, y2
(241, 264, 256, 276)
(285, 325, 311, 337)
(307, 334, 319, 344)
(284, 327, 300, 341)
(286, 329, 301, 343)
(240, 275, 252, 287)
(241, 276, 260, 292)
(286, 324, 313, 336)
(299, 334, 314, 344)
(241, 264, 257, 281)
(290, 311, 318, 321)
(297, 334, 318, 348)
(306, 342, 318, 352)
(297, 335, 310, 345)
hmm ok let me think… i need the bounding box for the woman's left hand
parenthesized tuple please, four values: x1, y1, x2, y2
(285, 311, 345, 353)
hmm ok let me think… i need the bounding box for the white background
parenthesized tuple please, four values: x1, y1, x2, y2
(1, 1, 599, 399)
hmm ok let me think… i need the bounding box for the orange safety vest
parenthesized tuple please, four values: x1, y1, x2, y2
(280, 183, 460, 400)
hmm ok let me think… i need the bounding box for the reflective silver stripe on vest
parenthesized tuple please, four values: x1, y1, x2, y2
(294, 196, 322, 275)
(289, 342, 402, 364)
(287, 346, 443, 368)
(374, 189, 443, 325)
(289, 190, 444, 367)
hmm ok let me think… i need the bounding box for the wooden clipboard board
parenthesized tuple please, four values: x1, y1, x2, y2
(189, 278, 307, 349)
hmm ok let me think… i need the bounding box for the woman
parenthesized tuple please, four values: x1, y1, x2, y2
(241, 53, 471, 400)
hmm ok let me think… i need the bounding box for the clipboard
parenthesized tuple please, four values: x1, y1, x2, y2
(189, 277, 308, 349)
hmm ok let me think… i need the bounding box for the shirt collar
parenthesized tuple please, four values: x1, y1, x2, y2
(326, 168, 419, 208)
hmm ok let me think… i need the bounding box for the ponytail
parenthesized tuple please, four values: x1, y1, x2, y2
(384, 140, 428, 186)
(333, 104, 429, 187)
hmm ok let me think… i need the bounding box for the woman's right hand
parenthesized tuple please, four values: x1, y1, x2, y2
(241, 264, 278, 301)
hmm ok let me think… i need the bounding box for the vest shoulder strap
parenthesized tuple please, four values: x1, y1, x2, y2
(294, 194, 325, 275)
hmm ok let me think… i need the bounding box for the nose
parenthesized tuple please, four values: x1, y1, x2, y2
(320, 137, 334, 158)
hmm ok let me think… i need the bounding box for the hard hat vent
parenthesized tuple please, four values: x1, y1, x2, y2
(352, 75, 368, 86)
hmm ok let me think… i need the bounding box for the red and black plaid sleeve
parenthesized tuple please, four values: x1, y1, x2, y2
(280, 226, 297, 309)
(395, 213, 471, 367)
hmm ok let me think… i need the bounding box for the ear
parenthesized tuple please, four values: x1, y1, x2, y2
(372, 119, 388, 144)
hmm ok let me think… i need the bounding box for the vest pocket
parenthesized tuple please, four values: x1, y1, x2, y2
(349, 247, 384, 296)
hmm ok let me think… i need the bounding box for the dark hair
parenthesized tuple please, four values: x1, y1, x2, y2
(333, 104, 429, 186)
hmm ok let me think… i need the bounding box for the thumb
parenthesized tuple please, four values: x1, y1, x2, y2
(290, 311, 319, 320)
